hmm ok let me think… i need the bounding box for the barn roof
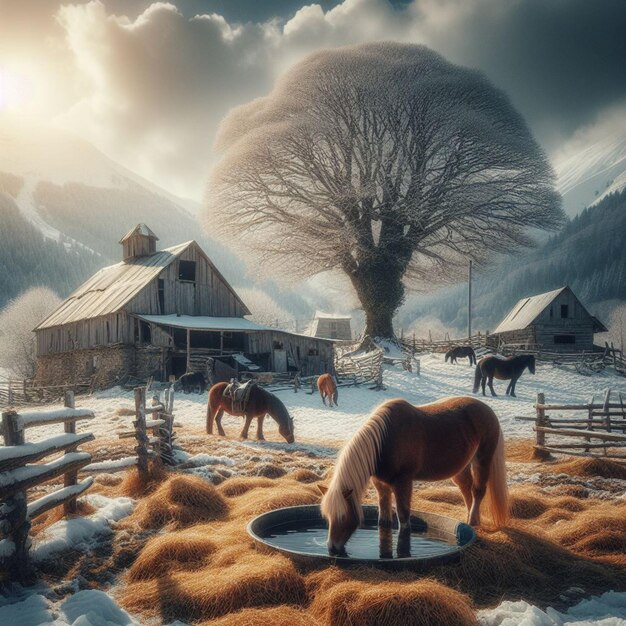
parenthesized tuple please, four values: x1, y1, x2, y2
(119, 223, 158, 242)
(35, 240, 250, 329)
(493, 287, 568, 334)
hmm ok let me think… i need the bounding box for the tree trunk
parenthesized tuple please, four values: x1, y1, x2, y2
(349, 261, 405, 339)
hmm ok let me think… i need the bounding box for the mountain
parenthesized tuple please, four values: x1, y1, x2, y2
(0, 121, 249, 307)
(556, 131, 626, 217)
(398, 188, 626, 334)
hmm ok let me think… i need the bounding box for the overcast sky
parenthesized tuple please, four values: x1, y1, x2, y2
(1, 0, 625, 200)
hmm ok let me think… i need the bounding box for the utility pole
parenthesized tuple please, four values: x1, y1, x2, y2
(468, 259, 472, 338)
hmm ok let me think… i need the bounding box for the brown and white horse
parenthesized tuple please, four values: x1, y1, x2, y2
(319, 396, 509, 556)
(317, 373, 338, 407)
(206, 382, 295, 443)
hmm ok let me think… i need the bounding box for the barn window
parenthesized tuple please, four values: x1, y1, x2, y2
(560, 304, 569, 319)
(273, 340, 283, 350)
(554, 334, 575, 344)
(308, 348, 319, 356)
(158, 279, 165, 313)
(178, 260, 196, 282)
(140, 321, 152, 344)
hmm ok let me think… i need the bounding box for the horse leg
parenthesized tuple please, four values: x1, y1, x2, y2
(481, 373, 487, 396)
(488, 374, 497, 396)
(256, 414, 266, 441)
(320, 389, 326, 406)
(206, 402, 216, 434)
(372, 478, 393, 528)
(451, 466, 474, 520)
(505, 380, 512, 396)
(510, 376, 518, 398)
(468, 460, 490, 526)
(240, 414, 253, 440)
(214, 409, 226, 437)
(392, 477, 413, 530)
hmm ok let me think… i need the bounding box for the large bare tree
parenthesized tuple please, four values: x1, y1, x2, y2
(206, 43, 563, 337)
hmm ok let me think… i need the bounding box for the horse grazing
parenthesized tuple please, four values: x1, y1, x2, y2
(206, 382, 294, 443)
(177, 371, 207, 394)
(445, 346, 477, 365)
(317, 374, 339, 407)
(319, 396, 509, 556)
(473, 354, 535, 397)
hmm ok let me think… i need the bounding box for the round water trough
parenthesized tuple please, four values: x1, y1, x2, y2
(247, 504, 475, 570)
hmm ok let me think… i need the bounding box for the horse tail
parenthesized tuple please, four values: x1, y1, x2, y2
(333, 384, 339, 406)
(472, 364, 482, 393)
(206, 391, 217, 434)
(487, 428, 510, 527)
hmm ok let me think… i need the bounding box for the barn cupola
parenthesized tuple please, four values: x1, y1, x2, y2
(120, 224, 159, 261)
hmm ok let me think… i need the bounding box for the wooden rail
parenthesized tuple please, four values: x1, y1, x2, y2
(0, 391, 95, 582)
(0, 379, 94, 408)
(517, 389, 626, 459)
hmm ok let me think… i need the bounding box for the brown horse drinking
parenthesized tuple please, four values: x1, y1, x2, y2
(473, 354, 536, 397)
(319, 397, 509, 556)
(206, 382, 294, 443)
(445, 346, 477, 365)
(317, 373, 339, 407)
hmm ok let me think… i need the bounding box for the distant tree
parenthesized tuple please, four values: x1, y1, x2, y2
(606, 303, 626, 353)
(0, 287, 61, 379)
(207, 43, 563, 338)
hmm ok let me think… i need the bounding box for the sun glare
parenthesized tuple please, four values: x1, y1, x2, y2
(0, 67, 35, 112)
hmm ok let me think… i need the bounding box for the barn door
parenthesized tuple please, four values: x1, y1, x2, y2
(273, 349, 287, 373)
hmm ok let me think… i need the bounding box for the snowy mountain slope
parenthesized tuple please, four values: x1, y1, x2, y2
(556, 132, 626, 216)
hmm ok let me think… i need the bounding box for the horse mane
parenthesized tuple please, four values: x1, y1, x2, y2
(261, 387, 293, 434)
(321, 404, 391, 525)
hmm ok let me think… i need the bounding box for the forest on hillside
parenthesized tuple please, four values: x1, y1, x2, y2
(399, 189, 626, 333)
(0, 192, 102, 309)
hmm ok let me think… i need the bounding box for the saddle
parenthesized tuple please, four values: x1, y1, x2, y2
(224, 379, 255, 413)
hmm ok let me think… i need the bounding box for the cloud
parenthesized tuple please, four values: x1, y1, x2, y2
(45, 0, 626, 199)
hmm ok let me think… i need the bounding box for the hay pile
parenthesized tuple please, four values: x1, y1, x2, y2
(290, 468, 323, 483)
(118, 464, 168, 498)
(125, 474, 229, 530)
(549, 457, 626, 480)
(117, 454, 626, 625)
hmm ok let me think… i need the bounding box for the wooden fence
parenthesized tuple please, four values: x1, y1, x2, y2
(0, 379, 94, 408)
(516, 389, 626, 459)
(97, 385, 177, 477)
(0, 391, 95, 581)
(397, 332, 490, 356)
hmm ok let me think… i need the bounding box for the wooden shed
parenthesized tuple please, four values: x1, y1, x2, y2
(309, 312, 353, 341)
(488, 286, 607, 353)
(35, 225, 334, 387)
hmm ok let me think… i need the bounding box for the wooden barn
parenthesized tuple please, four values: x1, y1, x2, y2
(34, 225, 334, 387)
(309, 312, 353, 341)
(488, 286, 607, 353)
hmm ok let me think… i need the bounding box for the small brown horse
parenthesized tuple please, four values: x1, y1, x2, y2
(317, 374, 339, 407)
(445, 346, 477, 365)
(473, 354, 535, 397)
(206, 382, 294, 443)
(319, 396, 509, 556)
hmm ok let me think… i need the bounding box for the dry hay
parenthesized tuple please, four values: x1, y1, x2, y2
(126, 474, 229, 530)
(118, 464, 168, 498)
(289, 468, 323, 483)
(199, 606, 321, 626)
(310, 577, 478, 626)
(229, 479, 320, 518)
(255, 463, 287, 478)
(218, 476, 276, 497)
(505, 438, 537, 462)
(418, 487, 465, 506)
(93, 473, 124, 487)
(549, 457, 626, 480)
(115, 406, 136, 416)
(127, 529, 218, 581)
(120, 551, 307, 623)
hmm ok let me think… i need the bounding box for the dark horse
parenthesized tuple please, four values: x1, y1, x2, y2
(177, 371, 207, 394)
(473, 354, 535, 397)
(445, 346, 477, 365)
(206, 382, 295, 443)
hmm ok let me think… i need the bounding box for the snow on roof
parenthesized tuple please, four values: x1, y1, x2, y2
(119, 223, 158, 242)
(493, 287, 568, 333)
(314, 311, 352, 320)
(133, 314, 335, 342)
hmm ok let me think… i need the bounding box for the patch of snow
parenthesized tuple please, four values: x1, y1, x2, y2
(83, 457, 137, 472)
(31, 494, 134, 561)
(0, 452, 91, 488)
(479, 591, 626, 625)
(183, 453, 235, 467)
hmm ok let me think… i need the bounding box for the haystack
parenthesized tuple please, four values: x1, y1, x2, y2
(218, 476, 276, 497)
(127, 474, 229, 530)
(550, 457, 626, 480)
(199, 606, 321, 626)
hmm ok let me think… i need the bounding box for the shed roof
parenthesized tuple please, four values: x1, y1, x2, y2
(314, 311, 352, 320)
(119, 223, 158, 242)
(133, 314, 335, 343)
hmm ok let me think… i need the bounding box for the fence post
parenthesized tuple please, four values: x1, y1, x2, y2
(1, 410, 32, 582)
(535, 392, 546, 449)
(63, 391, 78, 515)
(134, 387, 149, 479)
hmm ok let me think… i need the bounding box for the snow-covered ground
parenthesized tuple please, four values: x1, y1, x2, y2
(21, 353, 626, 446)
(2, 355, 626, 625)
